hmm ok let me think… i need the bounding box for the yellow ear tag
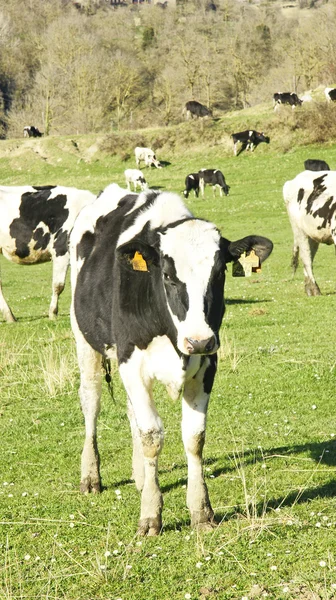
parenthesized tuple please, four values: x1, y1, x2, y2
(131, 251, 148, 272)
(232, 249, 261, 277)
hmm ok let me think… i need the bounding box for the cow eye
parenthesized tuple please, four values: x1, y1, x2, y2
(163, 272, 176, 285)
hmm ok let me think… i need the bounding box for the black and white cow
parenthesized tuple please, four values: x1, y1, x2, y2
(304, 159, 330, 172)
(124, 169, 148, 192)
(283, 170, 336, 295)
(70, 183, 273, 535)
(183, 101, 212, 120)
(231, 130, 270, 156)
(273, 92, 303, 110)
(0, 184, 95, 322)
(325, 87, 336, 102)
(198, 169, 230, 197)
(23, 125, 43, 138)
(183, 173, 200, 198)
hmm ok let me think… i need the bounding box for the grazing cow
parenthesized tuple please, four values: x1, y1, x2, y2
(0, 184, 95, 322)
(304, 159, 330, 172)
(273, 92, 303, 110)
(124, 169, 148, 192)
(231, 130, 270, 156)
(183, 101, 212, 120)
(283, 170, 336, 295)
(23, 125, 43, 138)
(134, 147, 161, 169)
(183, 173, 200, 198)
(70, 183, 273, 535)
(198, 169, 230, 197)
(325, 87, 336, 102)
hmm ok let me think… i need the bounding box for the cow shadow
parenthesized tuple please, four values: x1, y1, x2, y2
(157, 160, 171, 167)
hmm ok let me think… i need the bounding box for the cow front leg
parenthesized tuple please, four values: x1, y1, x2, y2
(127, 396, 145, 491)
(182, 355, 217, 529)
(49, 254, 69, 319)
(120, 353, 164, 536)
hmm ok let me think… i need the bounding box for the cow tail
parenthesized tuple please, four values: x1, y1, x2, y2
(102, 357, 115, 401)
(291, 245, 299, 274)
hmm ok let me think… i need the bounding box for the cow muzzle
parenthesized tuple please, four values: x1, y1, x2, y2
(184, 335, 217, 355)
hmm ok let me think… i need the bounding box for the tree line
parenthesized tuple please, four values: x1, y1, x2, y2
(0, 0, 334, 138)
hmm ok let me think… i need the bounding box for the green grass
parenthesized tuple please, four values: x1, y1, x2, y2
(1, 132, 336, 599)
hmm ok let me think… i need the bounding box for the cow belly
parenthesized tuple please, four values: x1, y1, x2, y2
(2, 247, 52, 264)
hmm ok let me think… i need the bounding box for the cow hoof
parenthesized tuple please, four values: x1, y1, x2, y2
(137, 517, 162, 536)
(80, 478, 101, 495)
(190, 509, 216, 530)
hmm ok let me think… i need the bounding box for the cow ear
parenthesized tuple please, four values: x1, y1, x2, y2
(117, 239, 160, 272)
(220, 235, 273, 264)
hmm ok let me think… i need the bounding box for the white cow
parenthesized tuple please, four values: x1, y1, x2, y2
(124, 169, 148, 192)
(283, 170, 336, 295)
(134, 147, 161, 169)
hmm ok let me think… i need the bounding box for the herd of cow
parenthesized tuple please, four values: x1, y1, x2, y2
(4, 131, 336, 535)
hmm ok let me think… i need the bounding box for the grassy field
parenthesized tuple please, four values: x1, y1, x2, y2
(1, 129, 336, 600)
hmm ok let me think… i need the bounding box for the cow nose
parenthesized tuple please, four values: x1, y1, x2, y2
(185, 336, 216, 354)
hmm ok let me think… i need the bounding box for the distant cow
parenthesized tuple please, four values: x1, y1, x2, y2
(273, 92, 303, 110)
(183, 173, 200, 198)
(304, 159, 330, 172)
(325, 87, 336, 102)
(124, 169, 148, 192)
(0, 185, 95, 322)
(183, 101, 212, 120)
(23, 126, 43, 138)
(134, 147, 161, 168)
(198, 169, 230, 197)
(283, 170, 336, 295)
(231, 130, 270, 156)
(70, 183, 273, 535)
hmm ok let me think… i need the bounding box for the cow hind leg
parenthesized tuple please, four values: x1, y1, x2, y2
(0, 276, 16, 323)
(49, 254, 69, 319)
(182, 357, 216, 529)
(299, 236, 321, 296)
(72, 318, 103, 494)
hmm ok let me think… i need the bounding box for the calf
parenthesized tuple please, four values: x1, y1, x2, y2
(183, 173, 200, 198)
(198, 169, 230, 197)
(23, 125, 43, 138)
(70, 183, 273, 535)
(231, 130, 270, 156)
(304, 159, 330, 172)
(0, 184, 95, 322)
(325, 87, 336, 102)
(183, 101, 212, 120)
(124, 169, 148, 192)
(273, 92, 303, 110)
(134, 147, 161, 169)
(283, 170, 336, 295)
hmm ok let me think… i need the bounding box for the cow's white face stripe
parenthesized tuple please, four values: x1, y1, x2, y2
(160, 220, 221, 351)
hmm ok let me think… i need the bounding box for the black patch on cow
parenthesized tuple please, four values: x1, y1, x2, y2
(33, 185, 57, 191)
(33, 227, 51, 251)
(77, 231, 96, 261)
(54, 229, 69, 256)
(74, 194, 179, 363)
(306, 175, 328, 215)
(162, 255, 189, 322)
(203, 354, 217, 395)
(312, 196, 336, 230)
(9, 189, 69, 259)
(297, 188, 305, 204)
(204, 249, 225, 335)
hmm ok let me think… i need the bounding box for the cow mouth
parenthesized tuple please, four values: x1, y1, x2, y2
(183, 335, 218, 355)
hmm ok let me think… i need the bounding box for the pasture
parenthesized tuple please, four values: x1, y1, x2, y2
(1, 134, 336, 600)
